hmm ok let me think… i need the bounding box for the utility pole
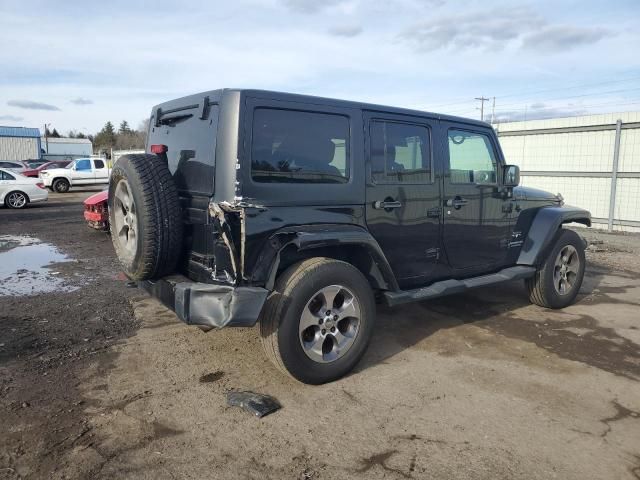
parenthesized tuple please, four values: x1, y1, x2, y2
(475, 96, 490, 122)
(43, 123, 50, 155)
(490, 97, 496, 125)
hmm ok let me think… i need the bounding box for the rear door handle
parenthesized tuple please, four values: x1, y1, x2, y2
(445, 196, 468, 209)
(373, 200, 402, 210)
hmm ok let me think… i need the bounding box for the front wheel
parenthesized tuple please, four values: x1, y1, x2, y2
(260, 258, 376, 384)
(52, 178, 70, 193)
(526, 229, 586, 309)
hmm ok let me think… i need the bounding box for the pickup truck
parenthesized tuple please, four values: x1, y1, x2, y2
(40, 157, 109, 193)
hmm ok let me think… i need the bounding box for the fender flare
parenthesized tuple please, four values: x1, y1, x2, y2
(517, 206, 591, 266)
(250, 224, 400, 292)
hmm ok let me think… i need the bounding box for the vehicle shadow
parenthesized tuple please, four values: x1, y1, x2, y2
(354, 262, 640, 380)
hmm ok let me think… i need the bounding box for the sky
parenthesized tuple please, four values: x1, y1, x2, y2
(1, 0, 639, 134)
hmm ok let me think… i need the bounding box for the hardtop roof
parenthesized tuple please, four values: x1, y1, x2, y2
(151, 88, 490, 128)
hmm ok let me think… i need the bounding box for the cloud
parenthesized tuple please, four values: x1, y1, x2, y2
(399, 7, 609, 53)
(522, 25, 609, 52)
(7, 100, 61, 111)
(328, 25, 363, 37)
(70, 97, 93, 105)
(282, 0, 346, 14)
(399, 6, 544, 51)
(0, 114, 24, 121)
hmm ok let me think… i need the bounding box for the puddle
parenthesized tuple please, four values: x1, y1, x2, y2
(0, 235, 77, 296)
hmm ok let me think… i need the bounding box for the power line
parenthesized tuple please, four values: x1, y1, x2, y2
(426, 74, 640, 110)
(491, 101, 640, 122)
(443, 86, 640, 115)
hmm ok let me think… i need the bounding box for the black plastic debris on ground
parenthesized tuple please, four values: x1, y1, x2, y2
(200, 371, 224, 383)
(226, 391, 281, 418)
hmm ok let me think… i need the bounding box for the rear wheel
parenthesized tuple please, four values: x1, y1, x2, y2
(526, 229, 586, 309)
(5, 191, 29, 209)
(52, 178, 70, 193)
(260, 258, 376, 384)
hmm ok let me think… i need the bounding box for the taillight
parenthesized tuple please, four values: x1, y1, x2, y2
(36, 182, 45, 189)
(151, 144, 168, 154)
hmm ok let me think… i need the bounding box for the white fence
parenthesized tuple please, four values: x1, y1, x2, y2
(495, 112, 640, 232)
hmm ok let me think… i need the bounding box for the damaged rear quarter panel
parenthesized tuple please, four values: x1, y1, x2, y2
(240, 204, 381, 285)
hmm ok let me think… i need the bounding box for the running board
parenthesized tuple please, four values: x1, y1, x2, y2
(383, 266, 536, 307)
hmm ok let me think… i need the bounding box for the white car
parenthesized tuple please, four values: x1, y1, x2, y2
(0, 168, 48, 209)
(40, 157, 109, 193)
(0, 161, 27, 173)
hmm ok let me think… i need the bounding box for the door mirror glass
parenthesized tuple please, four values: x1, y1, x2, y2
(503, 165, 520, 187)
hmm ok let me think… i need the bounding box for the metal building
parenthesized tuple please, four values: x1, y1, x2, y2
(494, 112, 640, 232)
(0, 126, 42, 160)
(42, 137, 93, 161)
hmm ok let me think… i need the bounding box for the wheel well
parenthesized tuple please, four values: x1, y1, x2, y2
(53, 177, 69, 185)
(274, 244, 390, 292)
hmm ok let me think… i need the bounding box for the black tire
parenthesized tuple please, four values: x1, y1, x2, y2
(108, 154, 183, 280)
(260, 257, 376, 384)
(4, 191, 29, 209)
(526, 229, 586, 309)
(52, 178, 70, 193)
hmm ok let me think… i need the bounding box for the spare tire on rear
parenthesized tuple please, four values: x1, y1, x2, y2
(108, 154, 183, 280)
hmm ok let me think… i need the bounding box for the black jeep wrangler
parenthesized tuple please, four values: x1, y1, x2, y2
(109, 89, 590, 384)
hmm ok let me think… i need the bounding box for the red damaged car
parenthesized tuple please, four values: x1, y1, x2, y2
(22, 160, 71, 177)
(83, 190, 109, 230)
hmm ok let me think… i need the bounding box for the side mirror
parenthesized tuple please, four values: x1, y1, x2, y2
(503, 165, 520, 187)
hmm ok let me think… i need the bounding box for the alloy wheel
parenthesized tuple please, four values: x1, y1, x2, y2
(298, 284, 361, 363)
(7, 192, 27, 208)
(113, 179, 138, 258)
(553, 245, 580, 295)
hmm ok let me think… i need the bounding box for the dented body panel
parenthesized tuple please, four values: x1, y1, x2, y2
(139, 274, 268, 328)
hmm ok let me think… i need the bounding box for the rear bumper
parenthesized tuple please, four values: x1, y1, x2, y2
(30, 191, 48, 203)
(138, 275, 269, 329)
(84, 210, 107, 222)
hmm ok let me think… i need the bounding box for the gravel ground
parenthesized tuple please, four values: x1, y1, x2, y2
(1, 191, 639, 480)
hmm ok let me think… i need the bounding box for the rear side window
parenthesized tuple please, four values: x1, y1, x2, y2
(251, 108, 349, 184)
(0, 171, 15, 180)
(148, 105, 219, 195)
(94, 159, 105, 169)
(0, 162, 21, 168)
(448, 129, 497, 184)
(370, 121, 431, 183)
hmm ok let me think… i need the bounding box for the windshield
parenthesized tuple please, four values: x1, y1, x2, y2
(65, 162, 74, 169)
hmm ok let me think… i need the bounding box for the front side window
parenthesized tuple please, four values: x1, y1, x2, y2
(76, 159, 91, 171)
(251, 108, 349, 184)
(448, 129, 497, 184)
(370, 121, 431, 183)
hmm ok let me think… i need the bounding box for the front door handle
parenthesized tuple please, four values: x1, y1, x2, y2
(445, 196, 468, 209)
(373, 199, 402, 210)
